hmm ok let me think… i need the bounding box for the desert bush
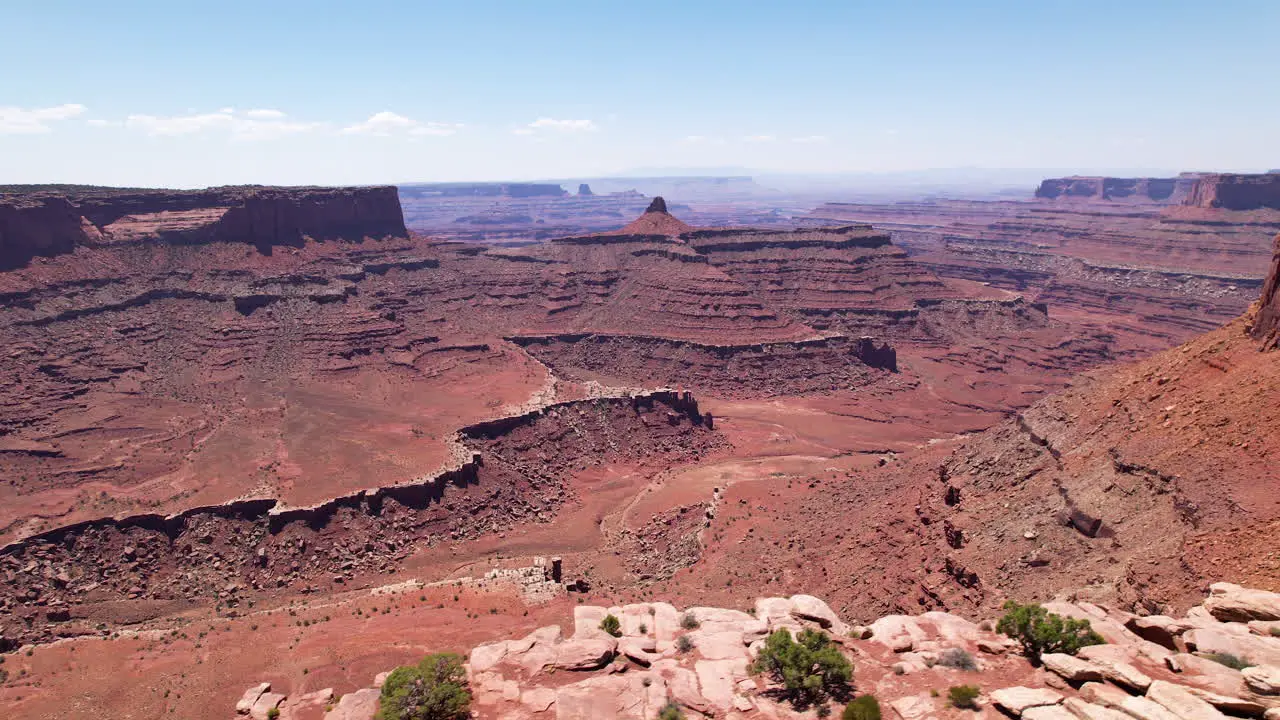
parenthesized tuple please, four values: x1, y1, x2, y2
(1203, 652, 1252, 670)
(949, 685, 980, 709)
(842, 694, 881, 720)
(752, 628, 853, 709)
(996, 601, 1104, 663)
(676, 635, 695, 653)
(376, 652, 471, 720)
(680, 612, 700, 630)
(937, 648, 976, 671)
(600, 614, 622, 637)
(266, 708, 280, 720)
(658, 702, 686, 720)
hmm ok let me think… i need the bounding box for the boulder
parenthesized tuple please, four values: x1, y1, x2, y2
(553, 637, 618, 671)
(689, 630, 748, 661)
(1080, 682, 1134, 710)
(1204, 584, 1280, 623)
(790, 594, 850, 635)
(1077, 646, 1156, 690)
(652, 659, 714, 716)
(1184, 628, 1280, 666)
(1063, 697, 1136, 720)
(1243, 666, 1280, 695)
(695, 658, 750, 712)
(1043, 653, 1106, 683)
(573, 606, 611, 639)
(1027, 706, 1084, 720)
(618, 637, 660, 666)
(1163, 654, 1249, 698)
(1183, 687, 1270, 717)
(890, 694, 937, 720)
(554, 673, 666, 720)
(1147, 681, 1229, 720)
(755, 597, 795, 628)
(280, 688, 334, 720)
(373, 672, 389, 689)
(1119, 696, 1186, 720)
(250, 692, 286, 720)
(469, 640, 509, 673)
(869, 615, 929, 652)
(237, 682, 271, 714)
(650, 602, 682, 642)
(521, 687, 557, 713)
(324, 688, 380, 720)
(1127, 616, 1193, 650)
(991, 687, 1065, 714)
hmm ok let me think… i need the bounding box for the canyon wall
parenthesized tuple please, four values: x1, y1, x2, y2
(1034, 176, 1198, 203)
(0, 185, 406, 269)
(1183, 173, 1280, 210)
(1254, 234, 1280, 345)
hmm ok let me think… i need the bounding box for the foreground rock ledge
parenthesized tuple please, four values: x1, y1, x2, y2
(235, 584, 1280, 719)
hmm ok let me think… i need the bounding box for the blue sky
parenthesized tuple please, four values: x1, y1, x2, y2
(2, 0, 1277, 187)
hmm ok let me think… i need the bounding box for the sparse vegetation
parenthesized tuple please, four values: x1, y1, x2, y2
(376, 652, 471, 720)
(842, 694, 881, 720)
(600, 614, 622, 637)
(658, 702, 686, 720)
(1203, 652, 1252, 670)
(996, 601, 1104, 663)
(752, 628, 852, 709)
(936, 648, 977, 671)
(680, 612, 700, 630)
(266, 708, 280, 720)
(949, 685, 980, 709)
(676, 635, 695, 653)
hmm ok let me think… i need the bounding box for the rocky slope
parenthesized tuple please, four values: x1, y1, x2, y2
(1185, 174, 1280, 211)
(681, 234, 1280, 624)
(238, 583, 1280, 719)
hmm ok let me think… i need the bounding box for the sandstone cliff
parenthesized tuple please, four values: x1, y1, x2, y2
(1184, 173, 1280, 210)
(0, 185, 406, 268)
(1035, 176, 1198, 203)
(1253, 233, 1280, 345)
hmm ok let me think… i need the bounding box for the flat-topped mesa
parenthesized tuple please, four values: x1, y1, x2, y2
(0, 185, 406, 269)
(1253, 233, 1280, 346)
(1034, 176, 1198, 203)
(1183, 173, 1280, 210)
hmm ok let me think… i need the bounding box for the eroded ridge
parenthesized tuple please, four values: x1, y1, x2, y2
(0, 391, 723, 648)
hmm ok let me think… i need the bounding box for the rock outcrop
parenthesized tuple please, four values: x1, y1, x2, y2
(1252, 234, 1280, 346)
(1184, 174, 1280, 210)
(1035, 176, 1199, 204)
(244, 583, 1280, 719)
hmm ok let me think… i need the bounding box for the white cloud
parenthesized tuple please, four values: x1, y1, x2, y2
(245, 108, 286, 120)
(0, 104, 87, 134)
(743, 134, 776, 143)
(341, 111, 460, 137)
(125, 109, 322, 140)
(515, 117, 598, 135)
(791, 135, 829, 144)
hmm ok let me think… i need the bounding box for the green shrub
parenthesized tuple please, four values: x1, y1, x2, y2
(996, 601, 1104, 663)
(680, 612, 700, 630)
(949, 685, 980, 709)
(376, 652, 471, 720)
(752, 628, 853, 709)
(675, 635, 695, 653)
(842, 694, 881, 720)
(1203, 652, 1252, 670)
(658, 702, 686, 720)
(266, 708, 280, 720)
(600, 614, 622, 637)
(1270, 627, 1280, 638)
(937, 648, 976, 671)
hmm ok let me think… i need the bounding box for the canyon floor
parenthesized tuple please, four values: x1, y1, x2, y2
(0, 179, 1278, 719)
